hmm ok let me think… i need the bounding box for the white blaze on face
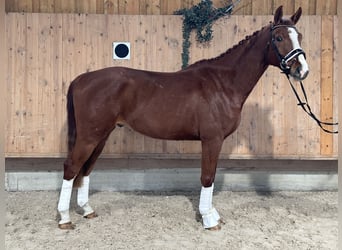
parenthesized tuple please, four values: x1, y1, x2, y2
(288, 27, 309, 78)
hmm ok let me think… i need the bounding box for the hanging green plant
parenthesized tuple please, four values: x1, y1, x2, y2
(174, 0, 239, 69)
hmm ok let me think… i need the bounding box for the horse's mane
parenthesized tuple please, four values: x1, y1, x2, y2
(184, 16, 297, 70)
(185, 23, 272, 69)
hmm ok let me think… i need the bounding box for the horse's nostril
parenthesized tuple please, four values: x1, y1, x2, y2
(302, 70, 309, 79)
(293, 66, 308, 80)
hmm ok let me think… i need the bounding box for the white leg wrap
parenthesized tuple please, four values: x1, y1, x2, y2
(199, 183, 221, 228)
(77, 176, 94, 217)
(57, 178, 74, 224)
(201, 208, 221, 228)
(81, 203, 94, 217)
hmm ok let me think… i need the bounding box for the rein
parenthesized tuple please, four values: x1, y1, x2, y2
(284, 73, 338, 134)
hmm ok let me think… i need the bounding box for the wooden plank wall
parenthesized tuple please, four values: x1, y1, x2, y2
(1, 0, 7, 180)
(5, 14, 338, 159)
(5, 0, 338, 15)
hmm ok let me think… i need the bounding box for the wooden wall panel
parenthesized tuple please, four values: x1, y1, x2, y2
(5, 14, 338, 159)
(320, 15, 334, 155)
(1, 0, 6, 179)
(5, 0, 338, 15)
(333, 15, 338, 155)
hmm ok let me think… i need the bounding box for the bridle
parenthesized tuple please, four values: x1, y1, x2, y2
(269, 24, 338, 134)
(270, 25, 306, 75)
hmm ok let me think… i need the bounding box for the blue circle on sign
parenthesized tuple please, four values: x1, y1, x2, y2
(115, 44, 129, 58)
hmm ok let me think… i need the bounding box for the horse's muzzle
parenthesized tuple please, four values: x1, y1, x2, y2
(292, 65, 309, 81)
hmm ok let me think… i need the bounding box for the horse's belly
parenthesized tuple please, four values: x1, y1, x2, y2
(124, 114, 200, 141)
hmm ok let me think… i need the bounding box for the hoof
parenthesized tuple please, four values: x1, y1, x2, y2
(207, 224, 221, 231)
(206, 219, 225, 231)
(58, 222, 75, 230)
(84, 212, 98, 219)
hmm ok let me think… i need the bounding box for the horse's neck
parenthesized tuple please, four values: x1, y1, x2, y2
(215, 25, 271, 101)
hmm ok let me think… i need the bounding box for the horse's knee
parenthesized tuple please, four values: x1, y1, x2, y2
(201, 175, 215, 188)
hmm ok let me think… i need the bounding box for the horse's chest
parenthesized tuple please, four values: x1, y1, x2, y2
(203, 97, 242, 137)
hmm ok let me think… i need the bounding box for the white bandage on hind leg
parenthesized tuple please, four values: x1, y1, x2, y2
(77, 176, 94, 216)
(57, 178, 74, 224)
(199, 183, 221, 228)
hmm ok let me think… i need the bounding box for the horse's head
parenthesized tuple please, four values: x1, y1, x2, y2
(268, 6, 309, 80)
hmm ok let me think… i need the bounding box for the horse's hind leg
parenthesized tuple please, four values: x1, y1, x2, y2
(199, 137, 224, 230)
(77, 138, 108, 219)
(57, 177, 75, 229)
(57, 141, 98, 229)
(76, 175, 95, 219)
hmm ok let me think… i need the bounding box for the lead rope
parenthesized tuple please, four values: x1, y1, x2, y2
(285, 73, 338, 134)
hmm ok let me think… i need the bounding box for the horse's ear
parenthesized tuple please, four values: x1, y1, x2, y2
(291, 7, 302, 24)
(274, 6, 283, 24)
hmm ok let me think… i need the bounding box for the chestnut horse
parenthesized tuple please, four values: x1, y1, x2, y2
(57, 6, 309, 230)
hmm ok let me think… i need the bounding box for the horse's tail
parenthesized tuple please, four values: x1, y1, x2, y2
(66, 82, 76, 153)
(65, 82, 82, 188)
(66, 80, 92, 188)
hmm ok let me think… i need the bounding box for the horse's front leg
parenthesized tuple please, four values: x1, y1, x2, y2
(199, 137, 224, 230)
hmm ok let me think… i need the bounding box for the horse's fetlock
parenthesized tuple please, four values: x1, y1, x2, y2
(201, 176, 214, 188)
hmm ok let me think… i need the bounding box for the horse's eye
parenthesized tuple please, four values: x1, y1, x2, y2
(276, 36, 283, 42)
